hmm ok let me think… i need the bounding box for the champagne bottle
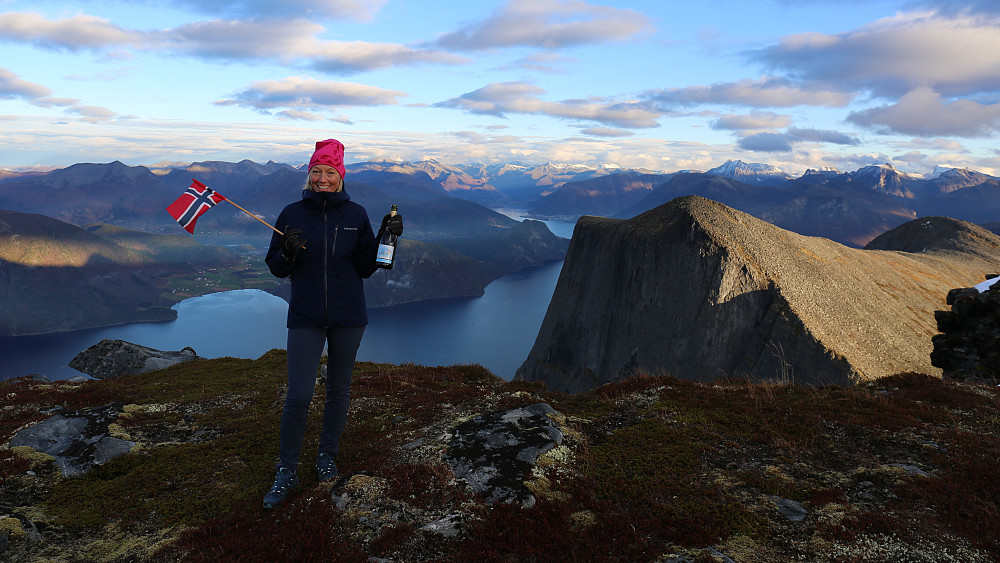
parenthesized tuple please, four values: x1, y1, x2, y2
(375, 204, 399, 269)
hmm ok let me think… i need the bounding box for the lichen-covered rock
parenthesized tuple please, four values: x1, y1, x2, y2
(9, 402, 135, 477)
(444, 403, 563, 508)
(69, 338, 203, 379)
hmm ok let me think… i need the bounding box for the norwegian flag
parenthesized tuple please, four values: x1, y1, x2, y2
(167, 179, 227, 233)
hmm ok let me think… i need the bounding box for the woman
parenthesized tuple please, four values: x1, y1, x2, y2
(262, 138, 403, 509)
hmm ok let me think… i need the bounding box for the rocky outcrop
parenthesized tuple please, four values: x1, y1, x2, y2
(931, 278, 1000, 380)
(516, 196, 1000, 393)
(69, 338, 203, 379)
(10, 403, 134, 478)
(444, 403, 563, 508)
(322, 402, 568, 547)
(3, 354, 998, 562)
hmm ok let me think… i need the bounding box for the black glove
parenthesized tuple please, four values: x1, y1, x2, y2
(381, 213, 403, 236)
(281, 227, 306, 258)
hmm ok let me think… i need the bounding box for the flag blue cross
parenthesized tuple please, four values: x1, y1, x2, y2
(177, 186, 220, 227)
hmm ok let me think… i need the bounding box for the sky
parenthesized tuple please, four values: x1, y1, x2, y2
(1, 0, 999, 176)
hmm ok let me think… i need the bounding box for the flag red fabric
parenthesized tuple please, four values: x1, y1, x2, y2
(166, 179, 227, 234)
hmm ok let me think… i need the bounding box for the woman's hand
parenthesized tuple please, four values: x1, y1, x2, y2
(281, 227, 306, 258)
(381, 214, 403, 236)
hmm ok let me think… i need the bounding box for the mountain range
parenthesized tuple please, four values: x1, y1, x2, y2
(4, 157, 997, 244)
(2, 156, 998, 335)
(315, 157, 1000, 248)
(520, 162, 1000, 247)
(0, 160, 571, 335)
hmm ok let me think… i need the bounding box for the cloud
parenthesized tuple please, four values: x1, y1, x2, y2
(0, 12, 465, 75)
(732, 126, 859, 153)
(433, 0, 651, 50)
(0, 12, 141, 50)
(274, 109, 326, 121)
(905, 0, 1000, 16)
(156, 18, 323, 59)
(452, 131, 492, 143)
(739, 132, 794, 152)
(164, 0, 387, 22)
(645, 77, 854, 108)
(436, 81, 662, 128)
(580, 127, 635, 137)
(442, 84, 658, 128)
(904, 137, 968, 152)
(892, 150, 928, 165)
(514, 52, 575, 73)
(711, 114, 860, 149)
(753, 12, 1000, 98)
(847, 86, 1000, 137)
(32, 97, 80, 109)
(0, 67, 121, 125)
(66, 105, 119, 123)
(786, 127, 860, 146)
(308, 41, 467, 74)
(161, 19, 466, 73)
(0, 67, 53, 100)
(711, 111, 791, 131)
(215, 77, 407, 114)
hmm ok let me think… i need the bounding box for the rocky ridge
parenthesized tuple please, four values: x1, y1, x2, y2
(517, 196, 1000, 394)
(931, 278, 1000, 380)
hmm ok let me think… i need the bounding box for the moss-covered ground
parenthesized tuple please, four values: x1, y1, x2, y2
(2, 356, 999, 562)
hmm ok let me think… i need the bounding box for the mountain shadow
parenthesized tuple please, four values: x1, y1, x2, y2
(0, 211, 241, 336)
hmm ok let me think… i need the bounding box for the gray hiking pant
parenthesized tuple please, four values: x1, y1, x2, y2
(277, 325, 364, 471)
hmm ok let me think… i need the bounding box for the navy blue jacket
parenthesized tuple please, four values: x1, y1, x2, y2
(266, 187, 379, 328)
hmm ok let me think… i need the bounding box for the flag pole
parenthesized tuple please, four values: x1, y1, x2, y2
(223, 199, 283, 236)
(221, 196, 305, 249)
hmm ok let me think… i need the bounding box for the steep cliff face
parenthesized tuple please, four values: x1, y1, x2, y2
(516, 196, 1000, 393)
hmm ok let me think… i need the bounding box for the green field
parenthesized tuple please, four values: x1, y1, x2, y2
(161, 256, 286, 303)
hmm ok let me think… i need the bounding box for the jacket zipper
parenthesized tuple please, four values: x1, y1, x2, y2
(323, 199, 329, 326)
(322, 198, 342, 328)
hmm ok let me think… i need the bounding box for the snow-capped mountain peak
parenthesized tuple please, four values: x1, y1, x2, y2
(707, 160, 786, 177)
(706, 160, 789, 185)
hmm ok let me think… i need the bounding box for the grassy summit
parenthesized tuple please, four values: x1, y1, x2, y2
(2, 354, 999, 561)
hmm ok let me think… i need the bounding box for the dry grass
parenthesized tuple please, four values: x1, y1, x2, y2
(1, 357, 999, 562)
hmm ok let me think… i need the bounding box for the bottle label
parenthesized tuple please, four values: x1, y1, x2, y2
(376, 244, 394, 264)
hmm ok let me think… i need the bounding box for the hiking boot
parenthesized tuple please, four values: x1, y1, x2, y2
(262, 466, 298, 509)
(316, 452, 338, 482)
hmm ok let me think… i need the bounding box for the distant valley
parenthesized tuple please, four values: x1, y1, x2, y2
(2, 156, 998, 336)
(0, 159, 573, 335)
(0, 211, 241, 336)
(519, 160, 1000, 247)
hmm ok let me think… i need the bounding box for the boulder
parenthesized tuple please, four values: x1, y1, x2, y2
(931, 277, 1000, 380)
(69, 338, 203, 379)
(444, 403, 563, 508)
(10, 402, 135, 478)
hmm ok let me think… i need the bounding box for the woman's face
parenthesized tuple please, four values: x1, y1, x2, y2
(309, 165, 343, 192)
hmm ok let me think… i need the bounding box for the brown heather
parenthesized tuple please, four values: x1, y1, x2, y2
(2, 352, 1000, 562)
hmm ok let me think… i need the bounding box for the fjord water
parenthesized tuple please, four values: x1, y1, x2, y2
(0, 216, 573, 382)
